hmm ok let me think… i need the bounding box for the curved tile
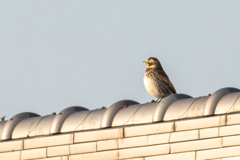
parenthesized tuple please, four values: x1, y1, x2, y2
(112, 103, 158, 127)
(50, 106, 88, 134)
(203, 87, 240, 116)
(1, 112, 40, 140)
(215, 92, 240, 114)
(0, 121, 6, 141)
(80, 109, 106, 130)
(163, 96, 208, 121)
(153, 94, 192, 122)
(61, 110, 90, 133)
(61, 108, 106, 132)
(101, 100, 139, 128)
(12, 115, 55, 139)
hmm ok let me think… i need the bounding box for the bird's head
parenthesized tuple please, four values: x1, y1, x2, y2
(144, 57, 163, 70)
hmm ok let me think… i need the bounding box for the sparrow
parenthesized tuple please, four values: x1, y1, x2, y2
(143, 57, 176, 102)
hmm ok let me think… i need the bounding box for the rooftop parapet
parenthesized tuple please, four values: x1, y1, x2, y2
(1, 87, 240, 141)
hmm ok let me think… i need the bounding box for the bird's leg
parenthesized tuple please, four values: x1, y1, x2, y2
(156, 98, 160, 102)
(157, 97, 164, 103)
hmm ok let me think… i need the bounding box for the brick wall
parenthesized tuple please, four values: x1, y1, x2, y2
(1, 87, 240, 160)
(1, 113, 240, 160)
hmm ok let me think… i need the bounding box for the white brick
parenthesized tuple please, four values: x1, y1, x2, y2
(227, 113, 240, 125)
(21, 148, 46, 160)
(123, 158, 145, 160)
(200, 127, 219, 139)
(148, 133, 169, 145)
(24, 134, 73, 149)
(118, 136, 147, 149)
(196, 146, 240, 160)
(74, 128, 123, 143)
(34, 156, 68, 160)
(223, 156, 240, 160)
(175, 116, 225, 131)
(124, 158, 144, 160)
(219, 124, 240, 136)
(70, 142, 96, 154)
(145, 151, 195, 160)
(170, 130, 198, 142)
(223, 135, 240, 147)
(69, 150, 118, 160)
(0, 139, 23, 152)
(171, 138, 221, 153)
(97, 139, 117, 151)
(124, 122, 173, 137)
(119, 144, 169, 159)
(0, 151, 20, 160)
(47, 145, 69, 157)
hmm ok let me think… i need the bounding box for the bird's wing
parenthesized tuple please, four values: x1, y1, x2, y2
(157, 70, 176, 94)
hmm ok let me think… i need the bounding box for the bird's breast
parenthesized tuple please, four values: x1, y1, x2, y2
(143, 73, 163, 98)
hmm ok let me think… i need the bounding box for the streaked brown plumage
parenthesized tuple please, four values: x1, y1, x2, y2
(143, 57, 176, 101)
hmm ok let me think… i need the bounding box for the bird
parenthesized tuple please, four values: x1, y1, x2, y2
(143, 57, 176, 102)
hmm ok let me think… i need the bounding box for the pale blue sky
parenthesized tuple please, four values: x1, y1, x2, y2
(1, 1, 240, 119)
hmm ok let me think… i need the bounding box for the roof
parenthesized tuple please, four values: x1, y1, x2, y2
(0, 87, 240, 141)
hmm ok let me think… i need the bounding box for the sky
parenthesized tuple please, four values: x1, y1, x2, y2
(1, 1, 240, 119)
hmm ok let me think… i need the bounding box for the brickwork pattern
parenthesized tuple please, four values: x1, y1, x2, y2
(1, 113, 240, 160)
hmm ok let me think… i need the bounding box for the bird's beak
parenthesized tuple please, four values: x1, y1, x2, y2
(143, 61, 147, 64)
